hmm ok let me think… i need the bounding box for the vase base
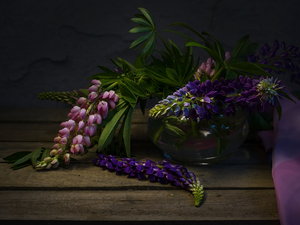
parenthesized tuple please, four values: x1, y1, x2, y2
(163, 151, 231, 165)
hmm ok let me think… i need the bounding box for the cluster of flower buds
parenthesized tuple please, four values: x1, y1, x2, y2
(35, 79, 119, 169)
(92, 154, 204, 207)
(38, 90, 80, 105)
(248, 40, 300, 85)
(149, 76, 285, 122)
(194, 52, 231, 81)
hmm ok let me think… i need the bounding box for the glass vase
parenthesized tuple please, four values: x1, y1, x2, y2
(147, 108, 249, 165)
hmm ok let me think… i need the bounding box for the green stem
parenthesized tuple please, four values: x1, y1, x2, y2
(211, 67, 224, 81)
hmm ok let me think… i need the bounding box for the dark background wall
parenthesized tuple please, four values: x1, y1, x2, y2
(1, 0, 300, 108)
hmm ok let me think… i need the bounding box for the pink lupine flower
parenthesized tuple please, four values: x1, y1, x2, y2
(91, 79, 101, 86)
(50, 149, 57, 156)
(60, 119, 75, 128)
(88, 124, 97, 136)
(205, 64, 211, 75)
(71, 106, 81, 113)
(70, 145, 75, 154)
(78, 121, 85, 131)
(94, 114, 102, 124)
(56, 148, 63, 155)
(102, 91, 110, 99)
(54, 136, 61, 143)
(225, 51, 231, 63)
(199, 62, 206, 72)
(79, 108, 86, 119)
(88, 85, 98, 93)
(108, 90, 115, 99)
(107, 99, 116, 110)
(84, 126, 89, 136)
(53, 143, 61, 149)
(88, 92, 98, 101)
(51, 158, 58, 165)
(210, 69, 215, 77)
(77, 97, 87, 105)
(83, 136, 91, 147)
(59, 137, 68, 145)
(88, 114, 96, 125)
(64, 153, 70, 164)
(113, 94, 119, 103)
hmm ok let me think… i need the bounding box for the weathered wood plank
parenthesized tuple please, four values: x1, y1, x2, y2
(0, 142, 270, 165)
(0, 108, 149, 123)
(0, 189, 278, 220)
(0, 162, 274, 189)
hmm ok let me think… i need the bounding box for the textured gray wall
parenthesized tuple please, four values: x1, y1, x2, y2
(1, 0, 300, 108)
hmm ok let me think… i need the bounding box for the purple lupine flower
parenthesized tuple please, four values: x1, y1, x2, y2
(93, 154, 204, 207)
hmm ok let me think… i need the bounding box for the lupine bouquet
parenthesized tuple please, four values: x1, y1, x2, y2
(3, 8, 298, 207)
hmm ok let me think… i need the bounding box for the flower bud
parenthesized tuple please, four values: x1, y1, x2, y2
(52, 162, 59, 169)
(53, 143, 60, 149)
(83, 135, 91, 147)
(56, 148, 63, 155)
(108, 90, 115, 99)
(59, 137, 67, 145)
(46, 163, 52, 169)
(71, 106, 80, 114)
(91, 79, 101, 86)
(44, 157, 51, 162)
(94, 114, 102, 125)
(77, 97, 87, 105)
(113, 94, 119, 103)
(50, 150, 57, 156)
(64, 153, 70, 163)
(107, 99, 116, 109)
(54, 136, 61, 143)
(51, 158, 58, 165)
(88, 85, 98, 93)
(199, 62, 206, 72)
(79, 108, 87, 119)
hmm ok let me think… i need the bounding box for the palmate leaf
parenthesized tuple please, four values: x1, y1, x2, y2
(119, 81, 138, 108)
(123, 78, 147, 98)
(130, 8, 156, 58)
(30, 147, 44, 166)
(232, 35, 250, 58)
(130, 32, 152, 49)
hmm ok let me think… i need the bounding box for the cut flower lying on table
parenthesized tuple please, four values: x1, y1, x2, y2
(3, 8, 298, 207)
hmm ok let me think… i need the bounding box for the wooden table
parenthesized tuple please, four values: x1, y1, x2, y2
(0, 108, 280, 225)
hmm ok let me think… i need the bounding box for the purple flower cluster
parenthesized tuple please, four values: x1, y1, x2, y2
(93, 154, 204, 206)
(149, 76, 285, 122)
(248, 40, 300, 84)
(36, 79, 119, 169)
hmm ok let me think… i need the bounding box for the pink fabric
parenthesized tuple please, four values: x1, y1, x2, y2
(258, 88, 300, 225)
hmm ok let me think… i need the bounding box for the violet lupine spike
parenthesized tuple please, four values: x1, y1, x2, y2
(35, 79, 119, 169)
(149, 76, 286, 121)
(248, 40, 300, 85)
(92, 154, 204, 207)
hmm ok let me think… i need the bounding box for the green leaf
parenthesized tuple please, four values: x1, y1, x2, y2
(138, 78, 158, 93)
(30, 147, 44, 166)
(140, 34, 155, 57)
(129, 26, 152, 33)
(3, 151, 32, 163)
(118, 58, 136, 70)
(166, 68, 179, 83)
(11, 152, 33, 167)
(12, 162, 32, 170)
(110, 58, 123, 69)
(119, 81, 138, 108)
(41, 149, 51, 161)
(231, 35, 249, 58)
(130, 32, 152, 49)
(134, 55, 145, 69)
(275, 102, 282, 121)
(124, 78, 147, 98)
(131, 18, 152, 27)
(229, 62, 271, 77)
(138, 8, 155, 27)
(98, 104, 129, 152)
(139, 98, 147, 115)
(123, 107, 133, 157)
(186, 42, 224, 66)
(277, 90, 297, 104)
(225, 67, 238, 79)
(165, 123, 185, 138)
